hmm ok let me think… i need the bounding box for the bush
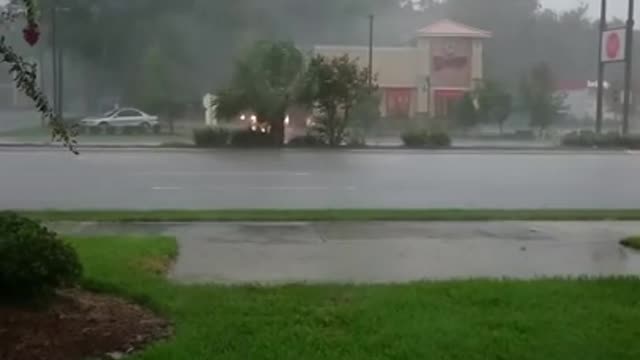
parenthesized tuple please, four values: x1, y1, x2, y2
(428, 132, 452, 148)
(193, 127, 230, 147)
(513, 130, 536, 140)
(562, 131, 640, 149)
(85, 126, 102, 136)
(0, 212, 82, 300)
(345, 129, 367, 148)
(230, 129, 273, 147)
(401, 130, 451, 148)
(402, 130, 430, 148)
(122, 126, 142, 136)
(287, 133, 327, 147)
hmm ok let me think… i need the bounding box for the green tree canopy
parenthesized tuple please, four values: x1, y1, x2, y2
(455, 93, 478, 130)
(520, 62, 566, 132)
(215, 40, 304, 146)
(475, 80, 513, 134)
(298, 54, 373, 146)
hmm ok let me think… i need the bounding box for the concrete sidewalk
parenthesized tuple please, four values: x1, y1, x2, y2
(52, 221, 640, 284)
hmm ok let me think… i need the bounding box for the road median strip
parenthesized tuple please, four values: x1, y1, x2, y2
(17, 209, 640, 222)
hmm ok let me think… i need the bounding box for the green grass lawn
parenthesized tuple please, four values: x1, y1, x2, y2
(25, 208, 640, 222)
(69, 235, 640, 359)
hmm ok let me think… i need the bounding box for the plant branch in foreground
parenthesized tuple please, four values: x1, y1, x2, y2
(0, 36, 78, 153)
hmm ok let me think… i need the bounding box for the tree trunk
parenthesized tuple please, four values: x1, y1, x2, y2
(327, 107, 338, 147)
(164, 107, 174, 135)
(270, 117, 285, 147)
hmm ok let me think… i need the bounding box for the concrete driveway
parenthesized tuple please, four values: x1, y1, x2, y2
(53, 221, 640, 284)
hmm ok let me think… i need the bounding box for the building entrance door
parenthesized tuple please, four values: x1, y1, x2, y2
(434, 90, 465, 118)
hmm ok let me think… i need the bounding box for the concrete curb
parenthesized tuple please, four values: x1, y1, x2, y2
(0, 142, 631, 154)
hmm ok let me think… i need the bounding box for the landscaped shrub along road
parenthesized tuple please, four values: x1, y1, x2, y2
(56, 236, 640, 359)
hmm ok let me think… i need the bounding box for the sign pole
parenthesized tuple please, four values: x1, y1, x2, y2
(596, 0, 607, 134)
(623, 0, 635, 135)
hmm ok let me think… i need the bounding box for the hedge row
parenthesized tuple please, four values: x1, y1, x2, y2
(562, 131, 640, 149)
(401, 130, 452, 149)
(195, 127, 453, 149)
(193, 128, 272, 147)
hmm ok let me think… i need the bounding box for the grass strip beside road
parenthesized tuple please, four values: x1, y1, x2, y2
(21, 209, 640, 222)
(70, 235, 640, 359)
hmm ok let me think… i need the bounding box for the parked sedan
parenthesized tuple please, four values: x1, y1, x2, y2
(80, 108, 160, 133)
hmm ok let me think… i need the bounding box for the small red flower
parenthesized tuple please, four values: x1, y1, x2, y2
(23, 22, 40, 46)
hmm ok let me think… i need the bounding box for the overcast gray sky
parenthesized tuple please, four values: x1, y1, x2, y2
(541, 0, 637, 19)
(0, 0, 634, 22)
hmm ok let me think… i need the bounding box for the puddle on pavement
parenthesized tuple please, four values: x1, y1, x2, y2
(46, 221, 640, 283)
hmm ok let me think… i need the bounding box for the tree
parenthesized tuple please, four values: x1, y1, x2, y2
(520, 62, 565, 133)
(476, 80, 513, 134)
(493, 92, 513, 135)
(214, 40, 304, 146)
(351, 91, 381, 136)
(298, 54, 373, 147)
(455, 93, 478, 131)
(131, 45, 184, 134)
(606, 80, 624, 124)
(1, 0, 76, 153)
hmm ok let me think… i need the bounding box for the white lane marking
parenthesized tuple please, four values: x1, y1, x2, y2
(208, 186, 357, 191)
(135, 171, 311, 177)
(626, 150, 640, 155)
(152, 186, 184, 191)
(151, 185, 355, 191)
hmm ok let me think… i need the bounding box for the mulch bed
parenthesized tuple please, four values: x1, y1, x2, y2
(0, 290, 171, 360)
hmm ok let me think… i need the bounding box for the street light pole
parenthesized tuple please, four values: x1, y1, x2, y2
(623, 0, 635, 135)
(58, 39, 64, 121)
(50, 0, 58, 120)
(596, 0, 607, 134)
(368, 14, 374, 88)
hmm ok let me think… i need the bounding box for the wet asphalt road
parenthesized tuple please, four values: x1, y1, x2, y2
(1, 147, 640, 209)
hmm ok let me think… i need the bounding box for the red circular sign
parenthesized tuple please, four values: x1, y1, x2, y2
(606, 32, 621, 59)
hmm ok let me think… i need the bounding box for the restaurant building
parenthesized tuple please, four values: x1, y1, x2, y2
(314, 19, 491, 119)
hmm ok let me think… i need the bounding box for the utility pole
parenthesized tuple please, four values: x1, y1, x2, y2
(58, 41, 64, 121)
(623, 0, 635, 135)
(50, 0, 58, 120)
(596, 0, 607, 134)
(368, 14, 374, 88)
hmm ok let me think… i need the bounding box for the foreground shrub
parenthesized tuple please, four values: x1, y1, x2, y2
(193, 127, 230, 147)
(402, 130, 451, 148)
(230, 129, 273, 147)
(0, 212, 82, 300)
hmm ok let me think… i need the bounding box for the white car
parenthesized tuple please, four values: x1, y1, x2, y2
(80, 108, 160, 132)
